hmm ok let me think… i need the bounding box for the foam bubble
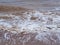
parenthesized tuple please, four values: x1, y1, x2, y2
(0, 10, 60, 41)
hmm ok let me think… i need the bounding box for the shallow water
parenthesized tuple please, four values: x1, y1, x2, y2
(0, 0, 60, 11)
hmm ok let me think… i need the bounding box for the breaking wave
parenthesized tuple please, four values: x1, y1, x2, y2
(0, 6, 60, 45)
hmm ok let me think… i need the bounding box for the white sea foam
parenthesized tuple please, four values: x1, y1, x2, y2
(55, 7, 60, 10)
(0, 11, 59, 32)
(4, 33, 10, 40)
(0, 10, 60, 41)
(0, 20, 12, 28)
